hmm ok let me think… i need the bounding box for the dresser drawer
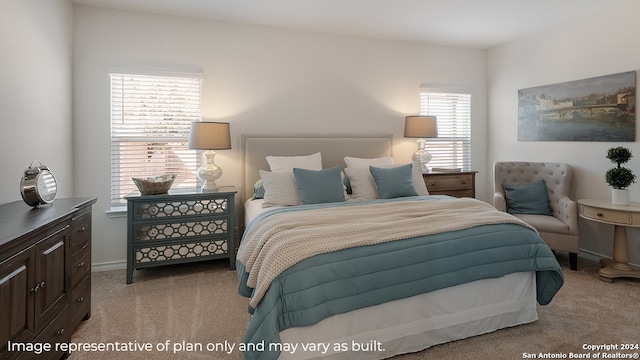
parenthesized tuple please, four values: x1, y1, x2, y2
(69, 276, 91, 330)
(133, 217, 230, 242)
(70, 250, 91, 289)
(438, 189, 474, 198)
(425, 173, 473, 191)
(16, 306, 70, 360)
(580, 205, 632, 225)
(134, 237, 229, 265)
(70, 208, 92, 254)
(71, 238, 91, 259)
(132, 197, 231, 220)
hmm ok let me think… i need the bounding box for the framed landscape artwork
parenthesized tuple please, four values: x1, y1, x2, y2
(518, 71, 636, 141)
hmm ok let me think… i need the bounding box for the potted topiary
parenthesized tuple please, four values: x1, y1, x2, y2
(605, 146, 636, 205)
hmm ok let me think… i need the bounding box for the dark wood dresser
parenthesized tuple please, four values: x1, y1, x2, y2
(0, 197, 97, 360)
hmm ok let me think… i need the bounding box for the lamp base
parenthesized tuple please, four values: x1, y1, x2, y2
(197, 150, 222, 191)
(412, 138, 432, 173)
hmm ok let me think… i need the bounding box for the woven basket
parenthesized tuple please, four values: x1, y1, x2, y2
(132, 174, 176, 195)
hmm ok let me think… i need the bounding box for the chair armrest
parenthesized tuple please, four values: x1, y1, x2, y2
(556, 196, 579, 235)
(494, 192, 507, 212)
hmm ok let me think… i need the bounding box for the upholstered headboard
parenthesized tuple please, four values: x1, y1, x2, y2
(241, 135, 393, 203)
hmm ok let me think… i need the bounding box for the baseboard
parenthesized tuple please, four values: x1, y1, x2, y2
(578, 248, 639, 268)
(578, 249, 601, 262)
(92, 260, 127, 272)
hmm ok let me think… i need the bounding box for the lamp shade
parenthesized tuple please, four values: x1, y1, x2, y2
(188, 121, 231, 150)
(404, 116, 438, 138)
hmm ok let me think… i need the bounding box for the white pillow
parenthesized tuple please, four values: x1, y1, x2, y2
(345, 161, 428, 200)
(259, 170, 300, 207)
(344, 156, 394, 168)
(410, 160, 429, 196)
(266, 152, 322, 172)
(344, 167, 379, 200)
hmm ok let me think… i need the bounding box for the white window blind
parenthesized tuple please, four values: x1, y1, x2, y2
(110, 73, 202, 208)
(419, 89, 472, 171)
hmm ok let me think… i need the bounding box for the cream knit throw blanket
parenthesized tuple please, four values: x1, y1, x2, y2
(238, 197, 536, 308)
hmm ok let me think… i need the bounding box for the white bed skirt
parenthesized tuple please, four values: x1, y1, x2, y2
(279, 271, 537, 360)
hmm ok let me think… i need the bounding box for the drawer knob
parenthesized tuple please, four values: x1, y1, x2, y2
(77, 296, 85, 303)
(57, 328, 64, 335)
(32, 281, 46, 292)
(78, 262, 85, 268)
(596, 212, 604, 217)
(79, 226, 86, 233)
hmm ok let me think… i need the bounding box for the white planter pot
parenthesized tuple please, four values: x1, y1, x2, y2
(612, 188, 630, 205)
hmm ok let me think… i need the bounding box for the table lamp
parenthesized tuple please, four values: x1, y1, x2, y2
(404, 115, 438, 172)
(188, 121, 231, 191)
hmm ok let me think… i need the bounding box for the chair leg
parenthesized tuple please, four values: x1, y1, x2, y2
(569, 253, 578, 271)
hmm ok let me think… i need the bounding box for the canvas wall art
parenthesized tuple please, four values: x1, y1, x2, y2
(518, 71, 636, 141)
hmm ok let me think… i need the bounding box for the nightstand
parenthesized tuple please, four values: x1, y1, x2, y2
(126, 187, 236, 284)
(422, 171, 478, 198)
(578, 198, 640, 282)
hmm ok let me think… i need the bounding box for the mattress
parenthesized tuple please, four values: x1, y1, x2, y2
(244, 198, 274, 227)
(244, 197, 358, 226)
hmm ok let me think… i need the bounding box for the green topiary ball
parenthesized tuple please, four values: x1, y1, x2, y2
(605, 167, 636, 189)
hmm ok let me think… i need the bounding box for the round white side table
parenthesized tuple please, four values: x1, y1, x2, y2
(578, 198, 640, 282)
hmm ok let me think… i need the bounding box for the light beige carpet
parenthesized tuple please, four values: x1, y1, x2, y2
(69, 253, 640, 360)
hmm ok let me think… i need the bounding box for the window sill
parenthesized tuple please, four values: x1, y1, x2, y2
(105, 206, 127, 218)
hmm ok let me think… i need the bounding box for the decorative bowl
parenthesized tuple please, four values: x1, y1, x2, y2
(132, 174, 177, 195)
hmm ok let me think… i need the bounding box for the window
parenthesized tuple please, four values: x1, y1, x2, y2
(419, 88, 471, 171)
(110, 73, 202, 209)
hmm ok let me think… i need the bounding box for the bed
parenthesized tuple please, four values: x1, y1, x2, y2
(237, 135, 564, 360)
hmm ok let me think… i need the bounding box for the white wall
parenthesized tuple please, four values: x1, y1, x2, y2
(73, 6, 488, 268)
(487, 0, 640, 265)
(0, 0, 74, 204)
(10, 1, 634, 268)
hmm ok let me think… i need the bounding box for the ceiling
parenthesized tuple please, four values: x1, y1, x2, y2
(72, 0, 614, 49)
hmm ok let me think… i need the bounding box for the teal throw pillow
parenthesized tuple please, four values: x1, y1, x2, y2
(293, 165, 346, 205)
(369, 164, 418, 199)
(252, 179, 265, 199)
(503, 179, 552, 215)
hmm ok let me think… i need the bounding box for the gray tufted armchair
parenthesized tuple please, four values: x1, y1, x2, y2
(493, 162, 579, 270)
